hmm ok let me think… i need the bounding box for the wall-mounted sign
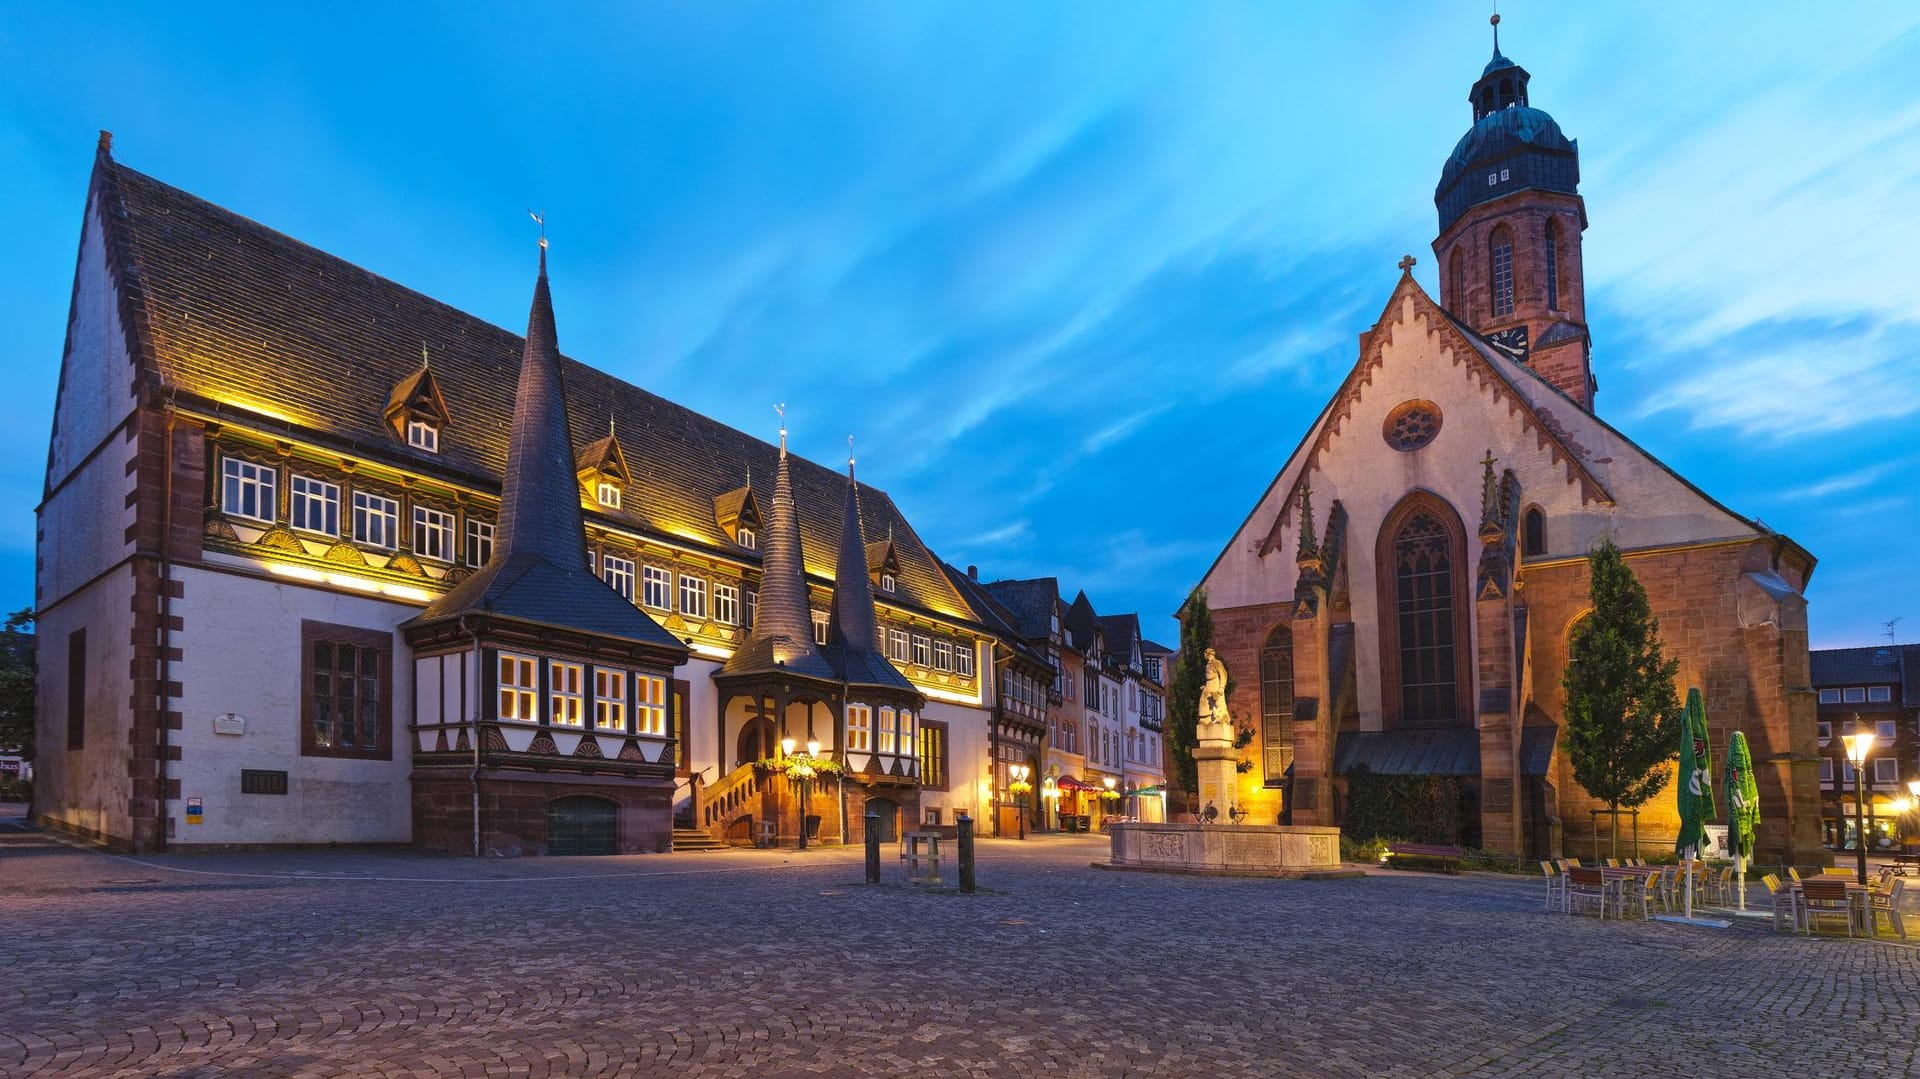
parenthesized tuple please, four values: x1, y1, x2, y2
(212, 713, 247, 736)
(185, 796, 204, 825)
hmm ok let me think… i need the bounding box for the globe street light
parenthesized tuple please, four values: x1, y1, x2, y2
(1842, 729, 1876, 885)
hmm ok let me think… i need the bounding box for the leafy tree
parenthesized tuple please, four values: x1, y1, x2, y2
(1561, 541, 1682, 858)
(0, 609, 33, 759)
(1165, 588, 1215, 801)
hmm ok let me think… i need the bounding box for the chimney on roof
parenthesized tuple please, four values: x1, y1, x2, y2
(968, 565, 978, 580)
(97, 130, 113, 156)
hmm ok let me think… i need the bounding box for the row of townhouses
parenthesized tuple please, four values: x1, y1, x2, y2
(32, 135, 1163, 854)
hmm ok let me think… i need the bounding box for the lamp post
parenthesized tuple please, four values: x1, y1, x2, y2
(1842, 729, 1876, 885)
(1102, 775, 1117, 829)
(1009, 764, 1031, 840)
(1909, 779, 1920, 854)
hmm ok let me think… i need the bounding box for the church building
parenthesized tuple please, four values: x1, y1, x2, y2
(1192, 21, 1825, 865)
(33, 134, 1008, 854)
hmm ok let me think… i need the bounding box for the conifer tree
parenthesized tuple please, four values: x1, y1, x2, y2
(1561, 540, 1683, 857)
(1165, 588, 1214, 800)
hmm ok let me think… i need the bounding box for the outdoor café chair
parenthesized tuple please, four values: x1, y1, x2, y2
(1604, 858, 1619, 868)
(1620, 870, 1661, 921)
(1539, 861, 1565, 912)
(1820, 867, 1856, 877)
(1787, 866, 1804, 885)
(1714, 867, 1735, 905)
(1799, 879, 1862, 937)
(1565, 867, 1607, 918)
(1761, 874, 1796, 932)
(1870, 878, 1907, 939)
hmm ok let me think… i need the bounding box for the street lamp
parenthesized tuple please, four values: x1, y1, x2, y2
(1008, 764, 1031, 840)
(1842, 729, 1876, 885)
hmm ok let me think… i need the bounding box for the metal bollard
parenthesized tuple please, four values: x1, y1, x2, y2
(864, 812, 881, 885)
(956, 809, 975, 894)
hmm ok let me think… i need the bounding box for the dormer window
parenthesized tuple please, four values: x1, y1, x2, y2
(738, 526, 757, 550)
(880, 572, 896, 593)
(596, 481, 622, 509)
(406, 420, 439, 453)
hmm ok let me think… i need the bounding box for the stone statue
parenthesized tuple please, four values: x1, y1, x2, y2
(1199, 647, 1232, 727)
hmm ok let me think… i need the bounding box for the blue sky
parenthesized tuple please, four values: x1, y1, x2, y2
(3, 2, 1916, 649)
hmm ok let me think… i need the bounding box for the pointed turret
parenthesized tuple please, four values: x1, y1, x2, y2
(1479, 450, 1505, 543)
(407, 247, 684, 653)
(721, 420, 835, 679)
(495, 245, 586, 571)
(826, 454, 915, 691)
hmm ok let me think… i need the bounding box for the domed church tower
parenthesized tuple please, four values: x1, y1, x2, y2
(1432, 14, 1594, 409)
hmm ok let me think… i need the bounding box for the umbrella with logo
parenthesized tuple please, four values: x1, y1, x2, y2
(1663, 687, 1727, 926)
(1724, 730, 1760, 913)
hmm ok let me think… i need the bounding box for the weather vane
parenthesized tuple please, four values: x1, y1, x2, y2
(775, 402, 787, 452)
(527, 208, 547, 249)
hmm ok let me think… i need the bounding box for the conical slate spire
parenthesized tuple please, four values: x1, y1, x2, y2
(828, 456, 879, 652)
(494, 245, 586, 572)
(722, 421, 834, 679)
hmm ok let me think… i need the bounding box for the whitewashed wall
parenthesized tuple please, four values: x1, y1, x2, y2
(168, 565, 415, 844)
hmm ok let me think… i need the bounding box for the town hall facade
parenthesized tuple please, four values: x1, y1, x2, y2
(1192, 29, 1826, 865)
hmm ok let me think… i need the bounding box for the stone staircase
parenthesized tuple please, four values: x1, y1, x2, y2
(671, 827, 727, 852)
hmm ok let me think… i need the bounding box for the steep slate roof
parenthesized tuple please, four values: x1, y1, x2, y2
(721, 439, 836, 682)
(410, 251, 683, 651)
(1811, 645, 1912, 697)
(943, 564, 1050, 670)
(91, 154, 972, 625)
(1064, 591, 1099, 653)
(1098, 614, 1140, 654)
(1140, 639, 1175, 658)
(826, 468, 914, 692)
(981, 578, 1059, 641)
(1334, 728, 1480, 777)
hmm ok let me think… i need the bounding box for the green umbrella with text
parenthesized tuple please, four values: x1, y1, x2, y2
(1724, 730, 1759, 912)
(1674, 688, 1716, 919)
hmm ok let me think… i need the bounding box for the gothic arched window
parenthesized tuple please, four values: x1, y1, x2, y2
(1523, 506, 1546, 558)
(1377, 495, 1471, 728)
(1260, 625, 1294, 787)
(1490, 227, 1515, 318)
(1545, 220, 1561, 311)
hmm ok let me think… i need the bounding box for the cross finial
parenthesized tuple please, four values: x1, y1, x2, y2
(1481, 449, 1496, 470)
(527, 208, 548, 250)
(1398, 254, 1417, 272)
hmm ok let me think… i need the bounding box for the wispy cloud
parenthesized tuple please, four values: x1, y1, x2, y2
(1782, 462, 1902, 501)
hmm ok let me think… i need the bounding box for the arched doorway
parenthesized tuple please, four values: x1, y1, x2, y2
(736, 716, 773, 769)
(866, 797, 899, 843)
(547, 796, 618, 855)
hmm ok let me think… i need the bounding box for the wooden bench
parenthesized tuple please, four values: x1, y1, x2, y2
(1384, 842, 1465, 874)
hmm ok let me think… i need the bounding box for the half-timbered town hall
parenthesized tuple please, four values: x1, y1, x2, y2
(34, 134, 1080, 854)
(1192, 29, 1826, 865)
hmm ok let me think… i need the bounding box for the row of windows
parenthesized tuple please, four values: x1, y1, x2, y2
(1820, 757, 1902, 786)
(844, 703, 919, 756)
(882, 627, 975, 677)
(1445, 219, 1569, 324)
(1819, 718, 1901, 743)
(1819, 686, 1895, 705)
(1084, 722, 1161, 769)
(225, 456, 498, 563)
(497, 652, 668, 735)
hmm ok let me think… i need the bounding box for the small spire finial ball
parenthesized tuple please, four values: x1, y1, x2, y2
(1491, 12, 1500, 28)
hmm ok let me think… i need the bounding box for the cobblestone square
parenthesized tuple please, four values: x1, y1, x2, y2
(3, 816, 1916, 1078)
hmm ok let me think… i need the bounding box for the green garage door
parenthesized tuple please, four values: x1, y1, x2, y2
(547, 796, 618, 855)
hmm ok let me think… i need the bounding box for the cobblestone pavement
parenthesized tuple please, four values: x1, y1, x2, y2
(3, 814, 1917, 1078)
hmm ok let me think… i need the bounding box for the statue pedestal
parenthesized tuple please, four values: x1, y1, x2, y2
(1194, 722, 1239, 820)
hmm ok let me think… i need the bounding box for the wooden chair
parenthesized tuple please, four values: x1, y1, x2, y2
(1540, 861, 1566, 912)
(1800, 879, 1862, 937)
(1761, 874, 1796, 932)
(1620, 870, 1662, 920)
(1870, 878, 1907, 939)
(1566, 867, 1608, 918)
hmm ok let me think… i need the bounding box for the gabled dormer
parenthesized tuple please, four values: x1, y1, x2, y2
(866, 538, 900, 595)
(575, 427, 632, 512)
(384, 365, 451, 453)
(713, 483, 763, 551)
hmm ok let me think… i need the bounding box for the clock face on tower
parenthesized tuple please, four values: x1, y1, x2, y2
(1485, 325, 1530, 365)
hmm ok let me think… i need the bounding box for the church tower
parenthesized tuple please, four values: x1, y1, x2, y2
(1432, 14, 1594, 409)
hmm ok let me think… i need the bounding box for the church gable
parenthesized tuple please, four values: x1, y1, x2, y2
(1200, 267, 1770, 612)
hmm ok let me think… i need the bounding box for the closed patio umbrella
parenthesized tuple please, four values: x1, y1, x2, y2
(1658, 687, 1728, 927)
(1725, 730, 1760, 913)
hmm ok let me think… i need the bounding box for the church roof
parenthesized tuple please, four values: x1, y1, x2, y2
(409, 250, 683, 652)
(85, 151, 973, 627)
